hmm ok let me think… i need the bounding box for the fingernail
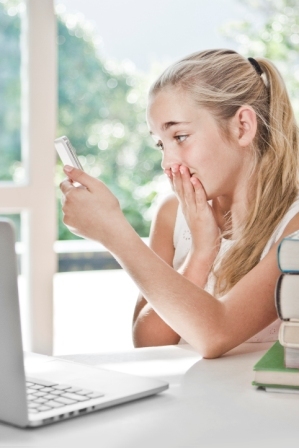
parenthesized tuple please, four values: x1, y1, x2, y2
(64, 165, 73, 173)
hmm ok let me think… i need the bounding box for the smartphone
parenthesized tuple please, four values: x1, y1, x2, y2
(54, 136, 83, 170)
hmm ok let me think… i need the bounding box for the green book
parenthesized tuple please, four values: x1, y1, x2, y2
(252, 341, 299, 390)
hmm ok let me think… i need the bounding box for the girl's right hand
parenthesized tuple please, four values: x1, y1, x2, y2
(60, 166, 128, 250)
(165, 164, 220, 261)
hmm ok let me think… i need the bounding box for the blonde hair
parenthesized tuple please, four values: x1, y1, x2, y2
(150, 49, 299, 295)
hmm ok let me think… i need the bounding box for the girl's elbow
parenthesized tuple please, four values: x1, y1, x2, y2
(193, 333, 229, 359)
(201, 346, 225, 359)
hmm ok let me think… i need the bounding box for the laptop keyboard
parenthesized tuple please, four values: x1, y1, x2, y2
(26, 377, 104, 414)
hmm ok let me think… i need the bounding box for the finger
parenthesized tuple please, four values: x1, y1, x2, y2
(163, 169, 174, 191)
(179, 165, 196, 208)
(60, 177, 75, 195)
(171, 164, 184, 198)
(63, 165, 97, 191)
(190, 176, 208, 211)
(164, 168, 173, 182)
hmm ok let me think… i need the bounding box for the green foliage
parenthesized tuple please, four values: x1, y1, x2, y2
(222, 0, 299, 115)
(0, 4, 164, 239)
(56, 14, 163, 238)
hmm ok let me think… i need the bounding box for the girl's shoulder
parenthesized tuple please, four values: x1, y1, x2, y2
(149, 193, 179, 264)
(261, 193, 299, 259)
(152, 193, 179, 230)
(158, 193, 179, 211)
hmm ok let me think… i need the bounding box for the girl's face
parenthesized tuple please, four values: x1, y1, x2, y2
(147, 88, 249, 201)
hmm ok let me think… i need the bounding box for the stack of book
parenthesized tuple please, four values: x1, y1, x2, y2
(252, 230, 299, 392)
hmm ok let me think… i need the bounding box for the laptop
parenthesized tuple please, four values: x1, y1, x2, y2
(0, 219, 168, 428)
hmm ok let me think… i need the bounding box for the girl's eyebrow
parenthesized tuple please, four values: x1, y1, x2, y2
(149, 121, 191, 135)
(162, 121, 191, 131)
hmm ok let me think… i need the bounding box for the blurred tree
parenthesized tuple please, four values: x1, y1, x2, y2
(56, 12, 164, 239)
(222, 0, 299, 115)
(0, 1, 165, 240)
(0, 1, 21, 181)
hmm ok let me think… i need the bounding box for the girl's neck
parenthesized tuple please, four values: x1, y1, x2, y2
(212, 193, 249, 240)
(213, 148, 256, 239)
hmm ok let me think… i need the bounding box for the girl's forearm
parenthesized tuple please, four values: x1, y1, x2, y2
(133, 303, 180, 347)
(59, 169, 225, 356)
(177, 250, 215, 289)
(105, 220, 224, 356)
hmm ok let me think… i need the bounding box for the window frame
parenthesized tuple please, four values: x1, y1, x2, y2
(0, 0, 57, 354)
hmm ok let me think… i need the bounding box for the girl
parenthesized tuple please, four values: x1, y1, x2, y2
(60, 49, 299, 358)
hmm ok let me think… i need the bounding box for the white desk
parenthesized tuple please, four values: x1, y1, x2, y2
(1, 342, 299, 447)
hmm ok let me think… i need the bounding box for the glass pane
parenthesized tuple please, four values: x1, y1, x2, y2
(0, 1, 24, 183)
(54, 1, 164, 241)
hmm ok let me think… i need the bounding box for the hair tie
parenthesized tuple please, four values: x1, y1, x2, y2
(248, 57, 263, 76)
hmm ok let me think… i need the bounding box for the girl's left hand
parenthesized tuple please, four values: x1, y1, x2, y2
(165, 164, 220, 259)
(60, 166, 127, 249)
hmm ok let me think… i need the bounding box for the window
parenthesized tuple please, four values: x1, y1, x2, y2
(0, 0, 56, 354)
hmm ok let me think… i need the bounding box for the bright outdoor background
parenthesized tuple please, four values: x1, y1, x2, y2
(1, 0, 299, 353)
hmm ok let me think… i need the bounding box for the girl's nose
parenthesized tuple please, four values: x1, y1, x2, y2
(161, 148, 179, 171)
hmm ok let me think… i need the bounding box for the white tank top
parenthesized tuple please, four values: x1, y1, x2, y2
(173, 196, 299, 343)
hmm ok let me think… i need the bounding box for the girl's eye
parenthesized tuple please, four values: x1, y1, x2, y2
(175, 135, 188, 143)
(155, 140, 164, 150)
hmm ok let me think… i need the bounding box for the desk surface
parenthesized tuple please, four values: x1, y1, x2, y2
(1, 342, 299, 448)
